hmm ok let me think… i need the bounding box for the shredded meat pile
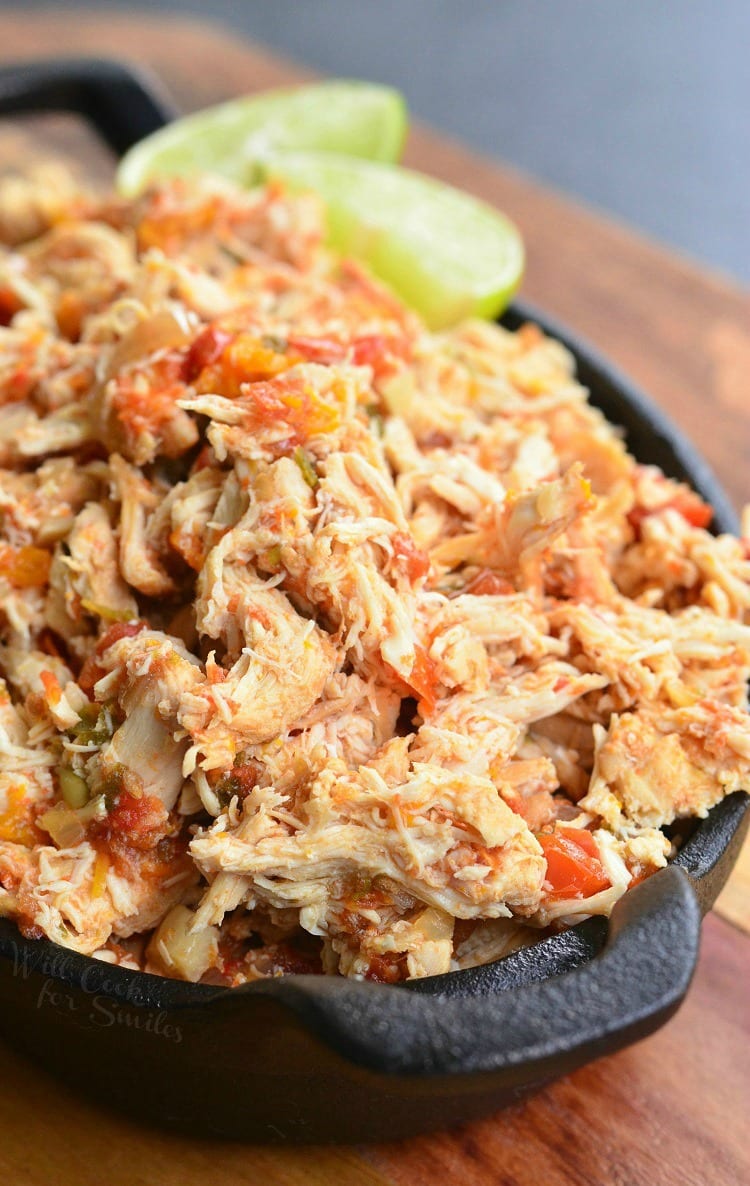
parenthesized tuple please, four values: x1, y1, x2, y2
(0, 168, 748, 984)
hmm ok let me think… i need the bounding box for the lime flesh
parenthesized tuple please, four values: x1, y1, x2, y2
(117, 81, 407, 197)
(263, 152, 524, 329)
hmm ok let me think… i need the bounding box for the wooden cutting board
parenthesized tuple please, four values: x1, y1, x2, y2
(0, 14, 747, 1186)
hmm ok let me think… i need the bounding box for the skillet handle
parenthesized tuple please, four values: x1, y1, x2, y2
(0, 57, 174, 154)
(205, 795, 749, 1080)
(207, 864, 701, 1079)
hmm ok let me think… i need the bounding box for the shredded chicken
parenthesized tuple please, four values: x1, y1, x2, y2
(0, 167, 748, 984)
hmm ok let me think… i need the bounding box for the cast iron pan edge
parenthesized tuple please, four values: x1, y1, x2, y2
(0, 57, 746, 1142)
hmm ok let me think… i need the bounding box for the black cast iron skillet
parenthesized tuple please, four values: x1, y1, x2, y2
(0, 58, 747, 1144)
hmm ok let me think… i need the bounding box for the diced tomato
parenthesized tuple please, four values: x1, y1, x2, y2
(405, 645, 439, 716)
(182, 326, 234, 382)
(95, 620, 146, 656)
(538, 826, 610, 901)
(629, 488, 713, 535)
(0, 285, 22, 326)
(245, 375, 342, 441)
(17, 918, 45, 941)
(392, 532, 430, 583)
(386, 644, 440, 717)
(670, 491, 713, 529)
(351, 334, 388, 368)
(352, 332, 410, 380)
(628, 869, 651, 889)
(77, 656, 105, 697)
(287, 334, 346, 365)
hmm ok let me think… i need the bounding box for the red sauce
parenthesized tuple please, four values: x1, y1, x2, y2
(265, 942, 323, 976)
(101, 790, 164, 846)
(364, 953, 407, 984)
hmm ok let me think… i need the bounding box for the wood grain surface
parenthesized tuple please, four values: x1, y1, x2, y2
(0, 12, 748, 1185)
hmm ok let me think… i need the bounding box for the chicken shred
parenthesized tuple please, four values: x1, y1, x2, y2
(0, 168, 748, 984)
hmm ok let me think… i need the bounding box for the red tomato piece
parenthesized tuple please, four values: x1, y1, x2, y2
(95, 620, 146, 656)
(538, 826, 610, 901)
(405, 645, 439, 716)
(183, 326, 234, 382)
(287, 335, 346, 365)
(351, 333, 410, 379)
(629, 487, 713, 534)
(392, 531, 430, 583)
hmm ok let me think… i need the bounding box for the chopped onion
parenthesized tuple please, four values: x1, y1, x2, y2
(38, 803, 85, 848)
(105, 310, 190, 380)
(410, 906, 454, 944)
(147, 905, 218, 983)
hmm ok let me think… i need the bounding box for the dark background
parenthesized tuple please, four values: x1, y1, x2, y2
(7, 0, 749, 285)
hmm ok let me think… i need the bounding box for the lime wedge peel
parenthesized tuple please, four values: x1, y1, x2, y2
(117, 81, 524, 329)
(117, 80, 408, 197)
(261, 152, 525, 329)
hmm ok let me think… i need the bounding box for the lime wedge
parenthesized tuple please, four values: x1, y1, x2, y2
(117, 81, 407, 197)
(262, 152, 524, 329)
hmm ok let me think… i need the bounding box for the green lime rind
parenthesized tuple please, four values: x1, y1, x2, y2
(116, 81, 408, 197)
(261, 151, 524, 329)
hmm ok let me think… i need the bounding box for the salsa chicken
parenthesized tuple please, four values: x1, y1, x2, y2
(0, 167, 749, 984)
